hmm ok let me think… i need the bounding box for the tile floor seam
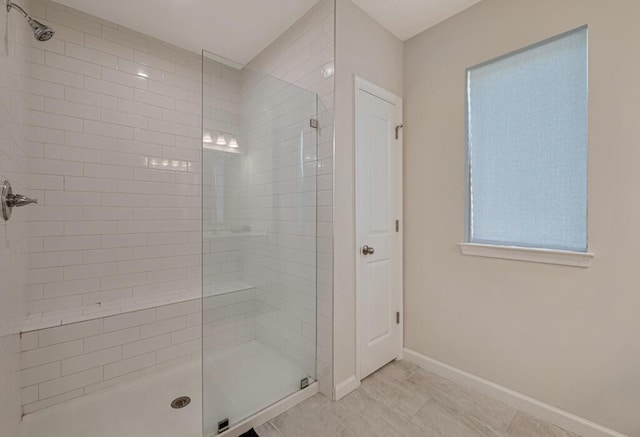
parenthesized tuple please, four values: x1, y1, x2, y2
(504, 407, 521, 433)
(404, 366, 419, 380)
(426, 391, 515, 435)
(409, 367, 521, 434)
(268, 420, 284, 436)
(360, 377, 431, 424)
(360, 388, 425, 435)
(332, 423, 347, 437)
(327, 402, 348, 435)
(460, 409, 512, 436)
(358, 381, 393, 417)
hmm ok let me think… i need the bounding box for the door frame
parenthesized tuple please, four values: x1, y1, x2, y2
(354, 75, 403, 382)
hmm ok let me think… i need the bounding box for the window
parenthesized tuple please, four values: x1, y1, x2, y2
(465, 27, 589, 259)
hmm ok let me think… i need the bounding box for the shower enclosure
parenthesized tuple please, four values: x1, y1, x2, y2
(201, 52, 320, 435)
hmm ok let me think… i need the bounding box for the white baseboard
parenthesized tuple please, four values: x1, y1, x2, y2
(334, 375, 360, 401)
(217, 382, 318, 437)
(402, 348, 627, 437)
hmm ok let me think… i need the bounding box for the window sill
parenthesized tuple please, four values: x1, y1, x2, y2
(458, 243, 594, 268)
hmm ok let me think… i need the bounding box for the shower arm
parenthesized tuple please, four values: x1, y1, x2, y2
(6, 1, 30, 20)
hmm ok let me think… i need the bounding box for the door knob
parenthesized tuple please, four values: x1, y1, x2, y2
(361, 245, 375, 255)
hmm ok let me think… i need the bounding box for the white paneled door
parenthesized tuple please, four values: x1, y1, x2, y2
(355, 77, 403, 380)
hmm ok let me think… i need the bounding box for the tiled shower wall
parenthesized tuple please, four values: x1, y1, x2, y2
(20, 0, 334, 408)
(241, 72, 319, 379)
(201, 59, 246, 289)
(25, 0, 202, 314)
(244, 0, 335, 396)
(20, 299, 202, 413)
(202, 1, 335, 396)
(20, 285, 257, 413)
(202, 54, 327, 383)
(0, 1, 33, 433)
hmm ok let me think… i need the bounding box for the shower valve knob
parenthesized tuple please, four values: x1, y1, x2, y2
(7, 194, 38, 207)
(1, 180, 38, 221)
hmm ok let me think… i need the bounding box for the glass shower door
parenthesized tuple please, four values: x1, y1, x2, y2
(202, 51, 318, 436)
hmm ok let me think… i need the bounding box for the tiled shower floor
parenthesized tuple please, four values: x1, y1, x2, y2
(18, 340, 310, 437)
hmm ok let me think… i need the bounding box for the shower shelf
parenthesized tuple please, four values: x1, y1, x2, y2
(202, 231, 268, 240)
(22, 280, 256, 333)
(204, 280, 254, 297)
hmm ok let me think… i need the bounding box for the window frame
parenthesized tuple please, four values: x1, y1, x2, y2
(461, 26, 594, 268)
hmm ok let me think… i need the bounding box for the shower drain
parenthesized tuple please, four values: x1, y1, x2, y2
(171, 396, 191, 409)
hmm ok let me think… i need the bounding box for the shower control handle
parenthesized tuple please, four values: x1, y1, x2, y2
(1, 180, 38, 221)
(7, 194, 38, 207)
(361, 245, 375, 255)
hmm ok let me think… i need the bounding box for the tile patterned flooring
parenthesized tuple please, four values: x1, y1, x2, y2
(257, 360, 582, 437)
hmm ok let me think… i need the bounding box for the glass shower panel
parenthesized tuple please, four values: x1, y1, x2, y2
(202, 51, 318, 436)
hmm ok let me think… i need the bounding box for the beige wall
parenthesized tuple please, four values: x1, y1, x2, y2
(334, 0, 403, 389)
(403, 1, 640, 435)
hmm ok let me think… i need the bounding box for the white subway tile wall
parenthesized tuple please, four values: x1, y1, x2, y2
(25, 0, 202, 315)
(17, 0, 334, 416)
(20, 301, 200, 413)
(0, 0, 33, 434)
(243, 0, 334, 397)
(201, 0, 335, 396)
(20, 290, 260, 413)
(201, 59, 245, 289)
(239, 73, 319, 379)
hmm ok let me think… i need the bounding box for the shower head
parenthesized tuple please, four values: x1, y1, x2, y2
(6, 0, 55, 41)
(27, 17, 54, 41)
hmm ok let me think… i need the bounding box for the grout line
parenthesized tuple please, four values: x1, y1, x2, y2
(505, 408, 520, 434)
(404, 365, 419, 380)
(266, 420, 281, 435)
(405, 366, 527, 435)
(349, 373, 431, 432)
(358, 375, 430, 421)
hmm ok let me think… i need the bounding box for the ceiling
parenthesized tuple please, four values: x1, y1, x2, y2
(54, 0, 320, 66)
(54, 0, 482, 66)
(352, 0, 482, 41)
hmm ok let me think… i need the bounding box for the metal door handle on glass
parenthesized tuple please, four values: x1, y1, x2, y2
(1, 180, 38, 221)
(361, 245, 375, 255)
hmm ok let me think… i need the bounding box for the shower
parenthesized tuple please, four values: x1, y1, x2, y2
(6, 0, 54, 41)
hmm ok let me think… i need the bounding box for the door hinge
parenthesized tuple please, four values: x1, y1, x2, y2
(310, 118, 319, 129)
(395, 124, 404, 140)
(217, 418, 229, 434)
(300, 377, 309, 389)
(395, 220, 399, 232)
(396, 311, 400, 324)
